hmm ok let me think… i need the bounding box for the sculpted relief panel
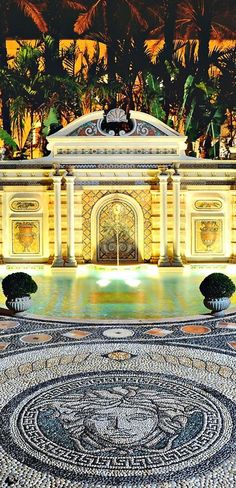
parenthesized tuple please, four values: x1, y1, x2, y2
(188, 194, 226, 258)
(193, 219, 223, 254)
(12, 220, 40, 254)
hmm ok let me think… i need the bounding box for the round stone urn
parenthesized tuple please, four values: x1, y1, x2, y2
(203, 297, 230, 317)
(6, 296, 31, 314)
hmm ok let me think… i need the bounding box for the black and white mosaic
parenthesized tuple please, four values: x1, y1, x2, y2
(1, 370, 235, 485)
(0, 314, 236, 487)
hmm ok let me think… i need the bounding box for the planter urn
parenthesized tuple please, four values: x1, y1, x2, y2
(203, 297, 231, 317)
(6, 296, 31, 314)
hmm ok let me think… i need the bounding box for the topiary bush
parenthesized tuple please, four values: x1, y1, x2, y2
(2, 272, 38, 299)
(199, 273, 235, 299)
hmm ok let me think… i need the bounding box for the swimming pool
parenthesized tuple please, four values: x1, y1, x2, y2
(1, 264, 236, 320)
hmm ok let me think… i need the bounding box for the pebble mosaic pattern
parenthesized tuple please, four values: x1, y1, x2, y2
(0, 313, 236, 487)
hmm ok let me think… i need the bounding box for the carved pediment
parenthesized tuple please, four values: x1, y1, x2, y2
(47, 110, 183, 153)
(69, 109, 168, 137)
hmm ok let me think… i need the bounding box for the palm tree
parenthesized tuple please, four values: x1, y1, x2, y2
(215, 47, 236, 146)
(161, 0, 178, 121)
(176, 43, 236, 154)
(148, 0, 179, 122)
(176, 0, 235, 81)
(8, 42, 45, 154)
(74, 0, 157, 91)
(41, 0, 86, 75)
(0, 0, 47, 133)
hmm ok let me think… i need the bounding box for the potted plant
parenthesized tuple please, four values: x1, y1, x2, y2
(199, 272, 235, 316)
(2, 272, 38, 314)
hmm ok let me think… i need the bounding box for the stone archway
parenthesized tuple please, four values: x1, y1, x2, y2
(91, 194, 144, 263)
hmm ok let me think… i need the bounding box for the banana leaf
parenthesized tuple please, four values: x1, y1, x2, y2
(0, 129, 17, 149)
(210, 106, 226, 138)
(42, 107, 59, 136)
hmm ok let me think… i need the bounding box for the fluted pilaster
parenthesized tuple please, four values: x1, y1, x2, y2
(65, 175, 77, 267)
(158, 173, 170, 266)
(52, 175, 64, 267)
(172, 173, 183, 266)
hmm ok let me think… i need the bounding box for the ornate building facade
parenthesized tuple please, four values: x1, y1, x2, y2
(1, 109, 235, 266)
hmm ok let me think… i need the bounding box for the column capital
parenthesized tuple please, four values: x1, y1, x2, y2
(158, 173, 168, 182)
(172, 173, 181, 183)
(64, 175, 76, 184)
(52, 175, 62, 184)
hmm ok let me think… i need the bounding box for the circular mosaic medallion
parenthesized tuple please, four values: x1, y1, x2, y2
(20, 333, 52, 344)
(0, 320, 19, 330)
(0, 372, 236, 484)
(103, 328, 134, 338)
(181, 325, 211, 335)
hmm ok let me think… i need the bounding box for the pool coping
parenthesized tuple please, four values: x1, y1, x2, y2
(1, 306, 236, 326)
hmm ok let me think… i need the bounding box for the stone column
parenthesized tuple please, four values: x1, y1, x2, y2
(172, 173, 183, 266)
(150, 190, 159, 263)
(158, 172, 170, 266)
(65, 175, 77, 267)
(76, 189, 84, 263)
(52, 175, 64, 267)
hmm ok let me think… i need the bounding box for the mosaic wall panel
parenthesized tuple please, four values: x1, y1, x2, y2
(82, 190, 152, 262)
(12, 220, 40, 254)
(193, 219, 223, 254)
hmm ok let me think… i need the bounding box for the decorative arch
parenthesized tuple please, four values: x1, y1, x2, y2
(91, 193, 144, 263)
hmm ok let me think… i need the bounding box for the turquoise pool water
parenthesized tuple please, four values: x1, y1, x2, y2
(1, 264, 236, 319)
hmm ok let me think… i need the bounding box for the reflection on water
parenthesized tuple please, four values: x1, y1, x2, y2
(0, 264, 236, 320)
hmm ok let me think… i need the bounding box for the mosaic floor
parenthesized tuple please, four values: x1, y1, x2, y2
(1, 314, 236, 487)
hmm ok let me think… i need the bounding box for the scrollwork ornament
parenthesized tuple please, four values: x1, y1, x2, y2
(136, 122, 149, 136)
(84, 123, 98, 136)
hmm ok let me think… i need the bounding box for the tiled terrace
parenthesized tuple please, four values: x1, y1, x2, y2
(0, 312, 236, 487)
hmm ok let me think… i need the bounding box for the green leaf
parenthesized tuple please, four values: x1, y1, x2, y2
(195, 81, 215, 97)
(42, 107, 59, 136)
(179, 75, 195, 119)
(210, 106, 226, 138)
(0, 129, 17, 149)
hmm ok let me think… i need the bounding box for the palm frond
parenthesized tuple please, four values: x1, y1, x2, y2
(173, 40, 187, 53)
(74, 0, 101, 35)
(16, 0, 48, 33)
(82, 31, 109, 43)
(149, 25, 164, 38)
(211, 22, 236, 40)
(145, 40, 162, 59)
(64, 0, 86, 10)
(123, 0, 148, 30)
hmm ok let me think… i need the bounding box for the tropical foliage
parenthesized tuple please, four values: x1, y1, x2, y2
(0, 0, 234, 158)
